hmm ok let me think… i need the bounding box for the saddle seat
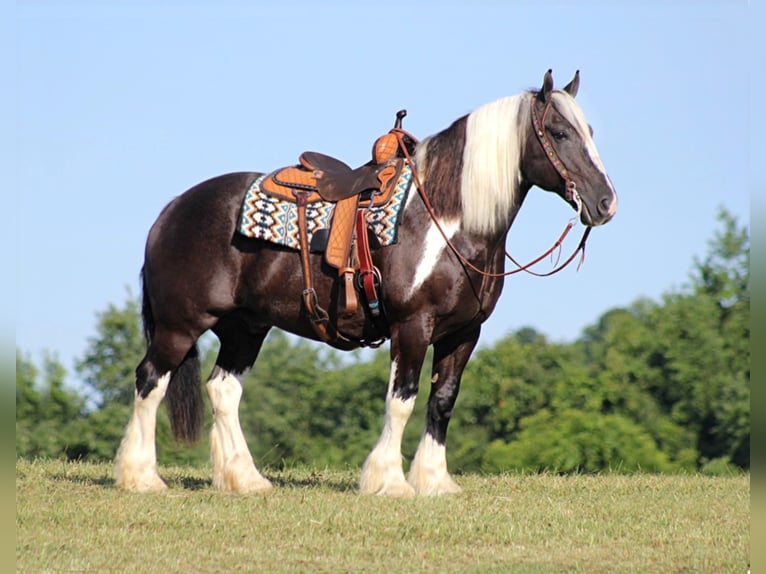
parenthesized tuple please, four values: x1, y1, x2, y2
(260, 131, 404, 206)
(299, 151, 351, 173)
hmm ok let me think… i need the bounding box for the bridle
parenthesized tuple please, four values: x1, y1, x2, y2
(529, 94, 581, 208)
(391, 93, 591, 280)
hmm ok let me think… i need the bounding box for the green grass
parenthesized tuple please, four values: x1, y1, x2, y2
(16, 459, 749, 573)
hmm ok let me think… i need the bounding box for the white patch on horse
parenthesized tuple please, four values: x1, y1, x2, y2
(207, 369, 272, 493)
(407, 219, 461, 300)
(114, 372, 171, 491)
(408, 433, 461, 495)
(550, 92, 615, 194)
(360, 359, 417, 496)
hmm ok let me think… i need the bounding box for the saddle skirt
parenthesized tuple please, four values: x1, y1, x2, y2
(237, 162, 413, 251)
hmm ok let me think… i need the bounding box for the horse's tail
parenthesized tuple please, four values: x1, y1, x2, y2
(166, 345, 203, 445)
(140, 266, 203, 445)
(140, 266, 155, 344)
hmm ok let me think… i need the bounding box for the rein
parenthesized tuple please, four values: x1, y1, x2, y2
(391, 95, 591, 279)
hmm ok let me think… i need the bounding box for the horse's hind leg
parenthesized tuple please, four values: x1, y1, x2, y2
(407, 327, 480, 495)
(206, 324, 272, 493)
(115, 331, 200, 491)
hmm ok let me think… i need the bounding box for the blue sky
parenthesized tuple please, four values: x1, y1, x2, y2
(13, 1, 755, 388)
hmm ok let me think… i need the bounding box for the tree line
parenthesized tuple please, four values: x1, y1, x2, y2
(16, 209, 749, 475)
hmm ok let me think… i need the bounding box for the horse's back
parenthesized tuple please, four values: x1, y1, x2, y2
(149, 172, 259, 246)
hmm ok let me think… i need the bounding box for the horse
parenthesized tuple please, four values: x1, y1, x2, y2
(114, 69, 617, 496)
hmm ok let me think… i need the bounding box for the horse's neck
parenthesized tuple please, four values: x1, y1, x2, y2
(504, 182, 531, 231)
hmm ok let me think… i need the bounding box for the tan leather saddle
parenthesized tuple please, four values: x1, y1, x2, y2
(260, 133, 405, 269)
(258, 110, 416, 348)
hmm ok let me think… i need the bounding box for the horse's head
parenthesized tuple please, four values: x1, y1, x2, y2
(523, 70, 617, 227)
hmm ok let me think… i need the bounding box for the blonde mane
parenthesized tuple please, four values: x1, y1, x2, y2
(459, 94, 529, 235)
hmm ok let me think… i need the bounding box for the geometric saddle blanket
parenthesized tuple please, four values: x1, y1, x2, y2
(237, 163, 413, 251)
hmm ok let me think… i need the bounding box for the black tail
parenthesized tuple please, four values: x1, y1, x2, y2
(140, 266, 203, 445)
(140, 267, 155, 344)
(166, 345, 204, 445)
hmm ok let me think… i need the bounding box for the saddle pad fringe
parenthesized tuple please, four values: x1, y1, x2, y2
(237, 164, 413, 250)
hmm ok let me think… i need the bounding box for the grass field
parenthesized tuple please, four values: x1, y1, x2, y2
(16, 459, 749, 573)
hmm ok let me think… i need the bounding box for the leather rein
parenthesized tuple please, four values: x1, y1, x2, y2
(392, 93, 591, 279)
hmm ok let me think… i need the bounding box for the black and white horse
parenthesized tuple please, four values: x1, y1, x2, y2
(115, 70, 617, 496)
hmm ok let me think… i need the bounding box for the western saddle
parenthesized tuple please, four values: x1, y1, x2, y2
(258, 110, 417, 348)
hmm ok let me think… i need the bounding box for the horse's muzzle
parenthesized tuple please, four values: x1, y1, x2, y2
(579, 188, 617, 227)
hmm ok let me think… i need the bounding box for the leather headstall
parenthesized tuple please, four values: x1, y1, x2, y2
(529, 95, 577, 204)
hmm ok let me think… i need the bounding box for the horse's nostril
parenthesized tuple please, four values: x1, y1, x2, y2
(597, 196, 613, 217)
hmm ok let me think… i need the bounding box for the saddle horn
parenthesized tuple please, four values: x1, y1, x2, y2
(394, 109, 407, 129)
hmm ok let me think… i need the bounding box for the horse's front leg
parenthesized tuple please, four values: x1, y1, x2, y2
(407, 327, 480, 495)
(360, 323, 428, 497)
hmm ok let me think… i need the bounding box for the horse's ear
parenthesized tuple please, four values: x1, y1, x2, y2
(538, 69, 554, 102)
(563, 70, 580, 98)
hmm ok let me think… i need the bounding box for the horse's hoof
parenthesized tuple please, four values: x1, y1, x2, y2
(407, 470, 462, 496)
(359, 476, 416, 497)
(115, 471, 168, 492)
(380, 481, 416, 498)
(414, 478, 462, 496)
(234, 478, 274, 494)
(215, 472, 273, 494)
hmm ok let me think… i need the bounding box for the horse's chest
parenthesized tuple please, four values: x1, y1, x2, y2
(386, 252, 503, 327)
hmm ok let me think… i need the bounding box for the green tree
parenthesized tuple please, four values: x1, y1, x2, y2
(76, 295, 146, 406)
(16, 351, 86, 459)
(576, 304, 699, 470)
(574, 208, 749, 471)
(692, 208, 749, 468)
(654, 208, 749, 469)
(456, 322, 696, 474)
(450, 329, 574, 471)
(693, 208, 749, 316)
(482, 408, 673, 473)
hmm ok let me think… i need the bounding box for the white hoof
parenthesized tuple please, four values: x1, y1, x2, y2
(359, 455, 415, 497)
(407, 434, 461, 495)
(213, 455, 273, 494)
(408, 471, 461, 496)
(218, 473, 273, 494)
(115, 463, 168, 492)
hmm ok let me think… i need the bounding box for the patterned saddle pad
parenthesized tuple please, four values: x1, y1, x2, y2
(237, 163, 413, 250)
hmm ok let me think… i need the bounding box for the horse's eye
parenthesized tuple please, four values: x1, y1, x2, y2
(552, 130, 568, 141)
